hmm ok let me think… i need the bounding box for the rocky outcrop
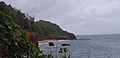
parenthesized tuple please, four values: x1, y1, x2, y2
(57, 33, 76, 40)
(67, 33, 76, 39)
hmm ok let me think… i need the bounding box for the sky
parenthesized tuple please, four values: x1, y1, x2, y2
(1, 0, 120, 35)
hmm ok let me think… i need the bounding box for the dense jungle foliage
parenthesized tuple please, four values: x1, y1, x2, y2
(0, 1, 75, 58)
(0, 11, 51, 58)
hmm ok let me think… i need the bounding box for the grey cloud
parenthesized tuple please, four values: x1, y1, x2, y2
(3, 0, 120, 35)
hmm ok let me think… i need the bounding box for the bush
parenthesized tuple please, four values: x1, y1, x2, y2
(0, 11, 44, 58)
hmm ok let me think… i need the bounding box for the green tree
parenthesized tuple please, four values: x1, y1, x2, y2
(0, 11, 44, 58)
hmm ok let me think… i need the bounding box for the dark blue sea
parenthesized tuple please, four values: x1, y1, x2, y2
(39, 34, 120, 58)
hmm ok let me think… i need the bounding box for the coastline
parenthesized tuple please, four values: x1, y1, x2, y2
(38, 40, 67, 45)
(38, 40, 58, 45)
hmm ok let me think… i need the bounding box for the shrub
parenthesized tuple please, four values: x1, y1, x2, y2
(0, 11, 44, 58)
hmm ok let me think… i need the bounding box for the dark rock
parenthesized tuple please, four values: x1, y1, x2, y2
(48, 42, 55, 46)
(68, 33, 76, 40)
(57, 33, 76, 40)
(61, 43, 71, 46)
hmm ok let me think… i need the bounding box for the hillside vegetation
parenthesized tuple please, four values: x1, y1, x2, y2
(0, 1, 76, 40)
(0, 1, 76, 58)
(0, 11, 48, 58)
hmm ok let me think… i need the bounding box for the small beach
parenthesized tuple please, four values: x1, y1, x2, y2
(38, 40, 66, 45)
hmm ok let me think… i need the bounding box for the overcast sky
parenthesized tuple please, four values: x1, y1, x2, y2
(2, 0, 120, 35)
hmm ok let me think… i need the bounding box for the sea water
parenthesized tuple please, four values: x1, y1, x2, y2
(39, 34, 120, 58)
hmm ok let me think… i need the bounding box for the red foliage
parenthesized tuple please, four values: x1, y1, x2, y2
(28, 32, 38, 45)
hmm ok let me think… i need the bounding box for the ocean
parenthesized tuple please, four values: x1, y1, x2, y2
(39, 34, 120, 58)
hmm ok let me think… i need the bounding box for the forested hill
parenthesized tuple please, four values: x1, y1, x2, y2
(0, 1, 76, 40)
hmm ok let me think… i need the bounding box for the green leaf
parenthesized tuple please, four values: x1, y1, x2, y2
(0, 24, 4, 28)
(59, 48, 63, 53)
(8, 26, 12, 30)
(15, 42, 18, 46)
(63, 48, 69, 53)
